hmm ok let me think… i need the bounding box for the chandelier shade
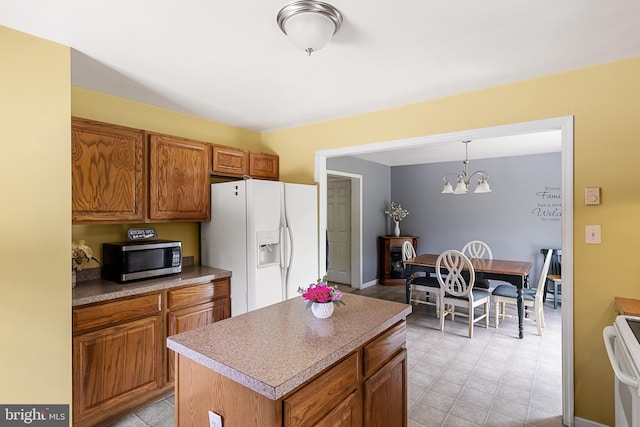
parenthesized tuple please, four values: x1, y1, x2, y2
(277, 1, 343, 56)
(441, 140, 492, 195)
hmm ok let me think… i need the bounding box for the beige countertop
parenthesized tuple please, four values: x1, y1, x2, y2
(166, 292, 412, 400)
(72, 265, 232, 306)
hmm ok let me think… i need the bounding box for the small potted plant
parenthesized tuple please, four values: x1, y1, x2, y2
(72, 240, 98, 287)
(298, 275, 345, 319)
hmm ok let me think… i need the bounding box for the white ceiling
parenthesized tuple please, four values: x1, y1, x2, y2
(1, 0, 639, 137)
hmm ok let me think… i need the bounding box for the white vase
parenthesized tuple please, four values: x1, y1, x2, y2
(311, 302, 334, 319)
(72, 269, 77, 288)
(394, 220, 401, 237)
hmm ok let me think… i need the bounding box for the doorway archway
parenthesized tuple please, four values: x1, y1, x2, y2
(314, 116, 574, 425)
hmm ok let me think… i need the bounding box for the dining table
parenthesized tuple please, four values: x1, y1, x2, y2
(405, 253, 534, 339)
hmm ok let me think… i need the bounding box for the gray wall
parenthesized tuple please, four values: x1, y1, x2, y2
(327, 152, 561, 287)
(392, 152, 561, 285)
(327, 156, 391, 282)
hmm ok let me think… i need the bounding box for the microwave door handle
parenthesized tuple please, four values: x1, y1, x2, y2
(603, 326, 639, 389)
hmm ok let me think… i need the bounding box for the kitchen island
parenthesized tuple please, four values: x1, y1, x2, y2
(167, 292, 412, 427)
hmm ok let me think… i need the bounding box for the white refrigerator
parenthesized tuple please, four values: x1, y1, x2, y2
(201, 179, 319, 316)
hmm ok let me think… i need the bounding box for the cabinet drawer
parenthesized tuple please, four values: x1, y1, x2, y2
(167, 279, 230, 310)
(362, 321, 406, 378)
(284, 352, 358, 427)
(167, 283, 214, 309)
(73, 293, 161, 333)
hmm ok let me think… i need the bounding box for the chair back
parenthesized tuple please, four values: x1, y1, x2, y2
(462, 240, 493, 259)
(535, 249, 554, 306)
(402, 241, 416, 265)
(436, 250, 475, 297)
(540, 248, 561, 276)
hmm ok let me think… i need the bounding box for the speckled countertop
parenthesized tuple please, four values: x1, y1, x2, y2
(167, 293, 412, 400)
(72, 265, 232, 306)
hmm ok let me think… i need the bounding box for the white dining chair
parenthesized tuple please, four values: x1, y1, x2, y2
(492, 248, 553, 336)
(403, 241, 441, 316)
(462, 240, 493, 260)
(436, 249, 490, 338)
(461, 240, 492, 290)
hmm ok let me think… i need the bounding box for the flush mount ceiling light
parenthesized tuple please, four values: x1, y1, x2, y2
(441, 140, 492, 195)
(277, 0, 343, 56)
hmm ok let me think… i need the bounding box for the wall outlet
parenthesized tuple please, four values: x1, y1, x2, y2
(208, 410, 222, 427)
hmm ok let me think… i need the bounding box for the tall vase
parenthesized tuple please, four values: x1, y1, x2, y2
(72, 269, 77, 288)
(311, 302, 334, 319)
(394, 220, 401, 237)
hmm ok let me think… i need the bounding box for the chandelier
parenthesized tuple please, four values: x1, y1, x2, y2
(277, 1, 343, 56)
(441, 140, 492, 194)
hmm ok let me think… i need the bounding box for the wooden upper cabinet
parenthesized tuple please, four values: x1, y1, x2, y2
(71, 117, 145, 223)
(249, 152, 279, 180)
(148, 133, 211, 221)
(212, 145, 249, 176)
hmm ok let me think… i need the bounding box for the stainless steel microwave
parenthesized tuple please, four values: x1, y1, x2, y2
(102, 240, 182, 283)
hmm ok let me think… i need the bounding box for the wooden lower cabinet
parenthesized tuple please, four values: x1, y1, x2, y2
(165, 278, 230, 383)
(72, 278, 231, 426)
(283, 353, 359, 427)
(315, 391, 361, 427)
(363, 349, 407, 427)
(174, 320, 407, 427)
(72, 295, 163, 427)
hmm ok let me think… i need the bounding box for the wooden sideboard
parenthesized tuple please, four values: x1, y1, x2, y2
(378, 236, 419, 286)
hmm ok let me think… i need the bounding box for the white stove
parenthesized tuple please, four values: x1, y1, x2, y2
(604, 315, 640, 427)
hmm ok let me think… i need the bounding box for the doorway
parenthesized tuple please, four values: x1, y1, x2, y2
(325, 171, 363, 289)
(315, 116, 574, 425)
(327, 177, 351, 284)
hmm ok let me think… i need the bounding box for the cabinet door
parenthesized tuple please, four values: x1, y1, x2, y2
(148, 133, 211, 221)
(212, 295, 231, 321)
(315, 391, 361, 427)
(73, 315, 162, 425)
(212, 145, 249, 176)
(363, 349, 407, 427)
(284, 353, 358, 427)
(71, 117, 145, 223)
(166, 302, 215, 382)
(249, 152, 279, 180)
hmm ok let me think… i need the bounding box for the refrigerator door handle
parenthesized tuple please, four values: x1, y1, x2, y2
(280, 225, 293, 301)
(279, 226, 287, 269)
(284, 226, 293, 269)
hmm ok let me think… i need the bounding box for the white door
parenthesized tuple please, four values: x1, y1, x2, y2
(327, 179, 351, 284)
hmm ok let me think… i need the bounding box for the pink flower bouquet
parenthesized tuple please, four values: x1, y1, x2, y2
(298, 275, 346, 309)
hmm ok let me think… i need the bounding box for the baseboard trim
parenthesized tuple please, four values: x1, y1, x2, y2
(574, 416, 609, 427)
(361, 279, 378, 289)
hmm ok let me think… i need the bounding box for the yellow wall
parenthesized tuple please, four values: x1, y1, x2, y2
(71, 88, 263, 263)
(263, 57, 640, 424)
(0, 27, 71, 405)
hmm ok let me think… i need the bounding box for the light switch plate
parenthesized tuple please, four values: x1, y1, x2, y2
(585, 187, 601, 205)
(208, 410, 222, 427)
(586, 225, 602, 244)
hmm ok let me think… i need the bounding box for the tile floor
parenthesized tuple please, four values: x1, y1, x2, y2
(110, 284, 563, 427)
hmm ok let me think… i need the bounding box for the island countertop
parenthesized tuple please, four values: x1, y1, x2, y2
(72, 265, 231, 306)
(167, 292, 412, 400)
